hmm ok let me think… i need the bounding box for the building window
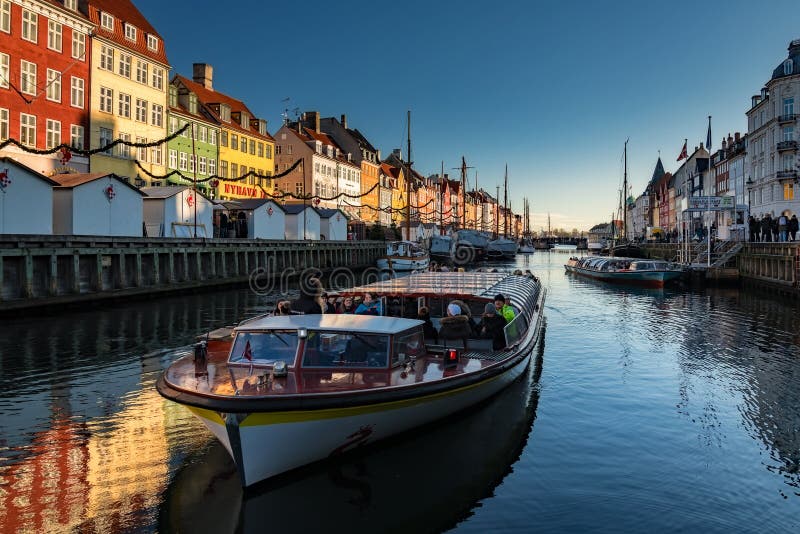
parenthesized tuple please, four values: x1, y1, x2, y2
(0, 1, 9, 33)
(783, 126, 794, 142)
(135, 61, 148, 85)
(21, 9, 37, 43)
(64, 0, 78, 11)
(220, 105, 230, 123)
(295, 182, 303, 195)
(151, 104, 163, 127)
(72, 31, 85, 60)
(208, 159, 216, 176)
(220, 160, 228, 178)
(46, 119, 60, 149)
(19, 113, 37, 148)
(0, 53, 7, 88)
(118, 132, 130, 158)
(152, 67, 164, 90)
(784, 59, 794, 76)
(275, 145, 281, 155)
(147, 34, 158, 51)
(20, 60, 36, 95)
(0, 108, 8, 141)
(231, 163, 238, 178)
(47, 20, 62, 52)
(220, 131, 228, 147)
(180, 120, 188, 137)
(784, 97, 795, 117)
(168, 149, 177, 169)
(199, 156, 207, 175)
(257, 143, 264, 158)
(46, 69, 61, 102)
(124, 23, 136, 41)
(70, 124, 84, 150)
(118, 53, 131, 78)
(100, 12, 113, 31)
(70, 77, 84, 108)
(99, 86, 113, 113)
(135, 98, 147, 122)
(240, 136, 247, 153)
(188, 154, 195, 173)
(785, 182, 795, 201)
(249, 139, 256, 155)
(151, 145, 162, 165)
(168, 116, 178, 135)
(199, 126, 207, 143)
(118, 93, 131, 118)
(265, 144, 272, 159)
(209, 130, 217, 145)
(136, 136, 147, 162)
(99, 127, 112, 154)
(179, 152, 187, 171)
(286, 144, 292, 155)
(231, 134, 238, 150)
(100, 45, 114, 71)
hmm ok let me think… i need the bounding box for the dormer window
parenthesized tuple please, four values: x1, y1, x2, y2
(219, 103, 231, 123)
(188, 93, 198, 114)
(100, 12, 113, 31)
(240, 111, 250, 129)
(168, 85, 177, 107)
(147, 34, 158, 52)
(784, 59, 794, 76)
(124, 23, 136, 41)
(64, 0, 78, 11)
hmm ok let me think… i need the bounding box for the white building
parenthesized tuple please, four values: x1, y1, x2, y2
(283, 204, 320, 240)
(0, 157, 58, 235)
(221, 199, 285, 239)
(746, 39, 800, 219)
(317, 208, 348, 240)
(51, 173, 144, 236)
(141, 186, 213, 238)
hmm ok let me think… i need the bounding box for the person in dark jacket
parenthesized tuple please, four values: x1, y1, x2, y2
(438, 303, 472, 348)
(761, 215, 772, 242)
(789, 214, 799, 241)
(477, 302, 507, 350)
(418, 306, 438, 342)
(291, 276, 324, 314)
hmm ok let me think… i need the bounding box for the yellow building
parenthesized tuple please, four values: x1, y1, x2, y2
(173, 65, 275, 200)
(86, 1, 169, 184)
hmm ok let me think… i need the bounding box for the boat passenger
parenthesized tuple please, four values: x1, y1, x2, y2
(478, 302, 507, 350)
(323, 293, 339, 314)
(274, 300, 292, 316)
(387, 298, 402, 317)
(494, 293, 515, 323)
(355, 292, 382, 315)
(438, 303, 472, 348)
(418, 306, 438, 342)
(338, 296, 356, 314)
(292, 276, 325, 314)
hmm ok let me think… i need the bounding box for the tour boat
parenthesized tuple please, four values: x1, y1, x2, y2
(450, 230, 490, 263)
(428, 234, 453, 261)
(487, 237, 518, 259)
(376, 241, 430, 271)
(156, 271, 546, 487)
(565, 256, 684, 287)
(552, 243, 578, 252)
(518, 240, 535, 254)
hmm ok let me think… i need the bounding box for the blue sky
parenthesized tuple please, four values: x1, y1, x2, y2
(136, 0, 800, 231)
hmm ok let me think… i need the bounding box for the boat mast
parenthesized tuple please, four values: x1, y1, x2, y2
(623, 139, 628, 243)
(460, 156, 467, 230)
(440, 160, 444, 235)
(475, 171, 480, 232)
(406, 110, 412, 242)
(503, 164, 509, 237)
(495, 185, 500, 238)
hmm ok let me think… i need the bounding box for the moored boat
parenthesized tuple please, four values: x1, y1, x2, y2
(428, 234, 453, 261)
(156, 271, 546, 487)
(552, 243, 578, 252)
(451, 229, 489, 263)
(376, 240, 430, 271)
(487, 237, 518, 259)
(565, 256, 684, 287)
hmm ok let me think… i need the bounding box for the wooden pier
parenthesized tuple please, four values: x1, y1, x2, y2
(0, 235, 385, 311)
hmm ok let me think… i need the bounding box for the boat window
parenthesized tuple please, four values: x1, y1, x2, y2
(229, 331, 299, 366)
(301, 331, 390, 368)
(393, 329, 425, 366)
(503, 312, 528, 348)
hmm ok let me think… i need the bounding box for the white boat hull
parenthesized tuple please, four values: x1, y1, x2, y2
(376, 256, 430, 271)
(188, 355, 530, 487)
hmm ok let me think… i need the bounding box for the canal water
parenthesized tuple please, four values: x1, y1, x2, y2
(1, 252, 800, 533)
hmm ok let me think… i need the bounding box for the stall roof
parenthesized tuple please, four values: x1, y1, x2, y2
(221, 199, 285, 211)
(141, 186, 210, 201)
(50, 173, 144, 194)
(316, 208, 349, 220)
(283, 204, 317, 215)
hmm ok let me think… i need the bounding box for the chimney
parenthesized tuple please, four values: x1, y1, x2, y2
(721, 138, 727, 150)
(761, 87, 769, 99)
(192, 63, 213, 90)
(341, 114, 347, 129)
(789, 38, 800, 55)
(303, 111, 320, 133)
(752, 95, 761, 107)
(734, 132, 741, 142)
(392, 148, 402, 160)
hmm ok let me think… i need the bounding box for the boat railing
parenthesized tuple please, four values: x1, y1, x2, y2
(504, 313, 528, 348)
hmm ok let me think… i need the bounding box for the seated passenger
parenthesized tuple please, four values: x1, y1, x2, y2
(339, 296, 356, 314)
(438, 303, 472, 347)
(355, 292, 382, 315)
(494, 293, 515, 323)
(478, 302, 507, 350)
(387, 298, 402, 317)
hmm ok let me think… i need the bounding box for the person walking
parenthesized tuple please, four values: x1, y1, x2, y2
(778, 213, 788, 242)
(748, 215, 757, 242)
(761, 215, 772, 242)
(790, 214, 799, 241)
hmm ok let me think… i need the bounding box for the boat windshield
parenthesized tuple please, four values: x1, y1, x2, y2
(229, 331, 299, 366)
(301, 331, 390, 369)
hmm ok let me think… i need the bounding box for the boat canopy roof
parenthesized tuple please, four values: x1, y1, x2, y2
(335, 272, 538, 307)
(235, 314, 423, 335)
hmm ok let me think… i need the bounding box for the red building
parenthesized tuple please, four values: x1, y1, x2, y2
(0, 0, 93, 173)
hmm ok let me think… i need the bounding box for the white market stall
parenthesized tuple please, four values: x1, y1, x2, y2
(283, 204, 321, 240)
(142, 186, 213, 238)
(0, 157, 58, 235)
(316, 208, 349, 240)
(220, 199, 286, 239)
(51, 173, 144, 236)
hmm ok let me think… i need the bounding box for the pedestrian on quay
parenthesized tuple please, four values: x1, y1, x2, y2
(748, 216, 757, 242)
(761, 215, 772, 242)
(779, 213, 788, 242)
(772, 215, 779, 242)
(789, 214, 799, 241)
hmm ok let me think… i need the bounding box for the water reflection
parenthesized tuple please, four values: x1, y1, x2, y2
(159, 334, 546, 534)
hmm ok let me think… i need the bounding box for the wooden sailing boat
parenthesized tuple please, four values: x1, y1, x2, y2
(487, 164, 518, 259)
(518, 197, 535, 253)
(611, 140, 644, 258)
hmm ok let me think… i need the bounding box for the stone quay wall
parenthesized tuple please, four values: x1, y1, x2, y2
(0, 235, 385, 312)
